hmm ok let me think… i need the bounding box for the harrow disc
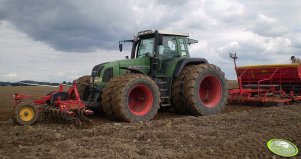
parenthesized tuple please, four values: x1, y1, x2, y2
(38, 106, 93, 128)
(77, 108, 93, 128)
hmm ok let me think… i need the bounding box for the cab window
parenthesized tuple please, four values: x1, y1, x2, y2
(158, 36, 177, 58)
(178, 38, 188, 57)
(137, 38, 154, 58)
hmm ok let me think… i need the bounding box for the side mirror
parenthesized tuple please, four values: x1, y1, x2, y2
(187, 38, 198, 45)
(158, 35, 163, 45)
(119, 43, 123, 52)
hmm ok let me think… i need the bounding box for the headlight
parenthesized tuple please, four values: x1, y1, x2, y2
(90, 77, 102, 83)
(94, 77, 102, 83)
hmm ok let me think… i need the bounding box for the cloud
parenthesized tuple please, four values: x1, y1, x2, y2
(289, 33, 301, 49)
(216, 30, 293, 63)
(218, 41, 240, 53)
(0, 0, 249, 52)
(0, 0, 137, 52)
(204, 0, 246, 21)
(0, 0, 301, 81)
(251, 14, 289, 37)
(4, 73, 17, 80)
(0, 21, 125, 82)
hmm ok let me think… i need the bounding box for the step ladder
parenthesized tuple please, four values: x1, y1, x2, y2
(157, 79, 171, 107)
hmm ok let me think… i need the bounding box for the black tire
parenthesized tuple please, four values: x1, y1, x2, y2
(171, 65, 191, 114)
(102, 74, 160, 122)
(13, 102, 39, 125)
(172, 64, 228, 116)
(74, 75, 91, 100)
(101, 76, 124, 120)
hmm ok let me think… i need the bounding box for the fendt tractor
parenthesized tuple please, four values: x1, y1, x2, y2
(76, 30, 228, 122)
(12, 30, 228, 126)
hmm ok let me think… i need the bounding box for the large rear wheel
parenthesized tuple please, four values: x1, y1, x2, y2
(172, 64, 227, 115)
(102, 74, 160, 122)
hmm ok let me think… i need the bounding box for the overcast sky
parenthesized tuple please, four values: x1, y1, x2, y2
(0, 0, 300, 82)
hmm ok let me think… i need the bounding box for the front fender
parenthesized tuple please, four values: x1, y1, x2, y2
(120, 66, 147, 74)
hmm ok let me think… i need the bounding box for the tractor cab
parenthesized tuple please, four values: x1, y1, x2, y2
(119, 30, 198, 76)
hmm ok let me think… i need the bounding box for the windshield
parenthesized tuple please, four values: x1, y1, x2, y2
(137, 38, 154, 58)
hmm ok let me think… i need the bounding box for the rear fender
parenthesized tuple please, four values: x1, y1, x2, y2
(173, 58, 208, 77)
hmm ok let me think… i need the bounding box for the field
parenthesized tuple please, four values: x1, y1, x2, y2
(0, 85, 300, 158)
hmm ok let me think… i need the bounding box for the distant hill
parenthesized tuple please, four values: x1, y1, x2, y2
(0, 80, 68, 86)
(0, 82, 11, 86)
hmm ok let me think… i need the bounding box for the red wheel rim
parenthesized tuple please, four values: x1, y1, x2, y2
(198, 75, 222, 108)
(128, 85, 153, 116)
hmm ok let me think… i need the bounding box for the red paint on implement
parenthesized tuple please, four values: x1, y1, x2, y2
(228, 53, 301, 105)
(13, 83, 89, 114)
(128, 85, 153, 116)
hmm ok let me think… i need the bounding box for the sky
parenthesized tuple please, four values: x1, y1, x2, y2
(0, 0, 300, 82)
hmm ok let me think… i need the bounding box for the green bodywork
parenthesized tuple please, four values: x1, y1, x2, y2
(94, 34, 192, 87)
(95, 57, 151, 87)
(84, 30, 207, 109)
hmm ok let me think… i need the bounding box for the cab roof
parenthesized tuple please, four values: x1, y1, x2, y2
(137, 30, 189, 37)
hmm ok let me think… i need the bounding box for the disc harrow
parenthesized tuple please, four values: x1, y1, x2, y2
(12, 83, 94, 128)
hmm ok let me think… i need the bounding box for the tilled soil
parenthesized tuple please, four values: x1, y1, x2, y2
(0, 105, 300, 159)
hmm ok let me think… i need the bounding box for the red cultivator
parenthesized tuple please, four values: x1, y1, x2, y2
(228, 53, 301, 106)
(12, 83, 94, 128)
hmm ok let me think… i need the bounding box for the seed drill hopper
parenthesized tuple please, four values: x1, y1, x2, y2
(228, 53, 301, 106)
(12, 83, 93, 127)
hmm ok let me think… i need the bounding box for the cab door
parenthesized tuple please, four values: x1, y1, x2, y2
(158, 36, 179, 76)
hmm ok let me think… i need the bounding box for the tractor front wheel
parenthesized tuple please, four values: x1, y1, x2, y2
(74, 75, 90, 101)
(102, 74, 160, 122)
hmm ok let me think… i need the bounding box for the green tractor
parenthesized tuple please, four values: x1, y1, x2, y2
(76, 30, 227, 122)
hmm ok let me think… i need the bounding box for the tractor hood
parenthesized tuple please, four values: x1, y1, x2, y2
(92, 57, 151, 84)
(117, 57, 150, 74)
